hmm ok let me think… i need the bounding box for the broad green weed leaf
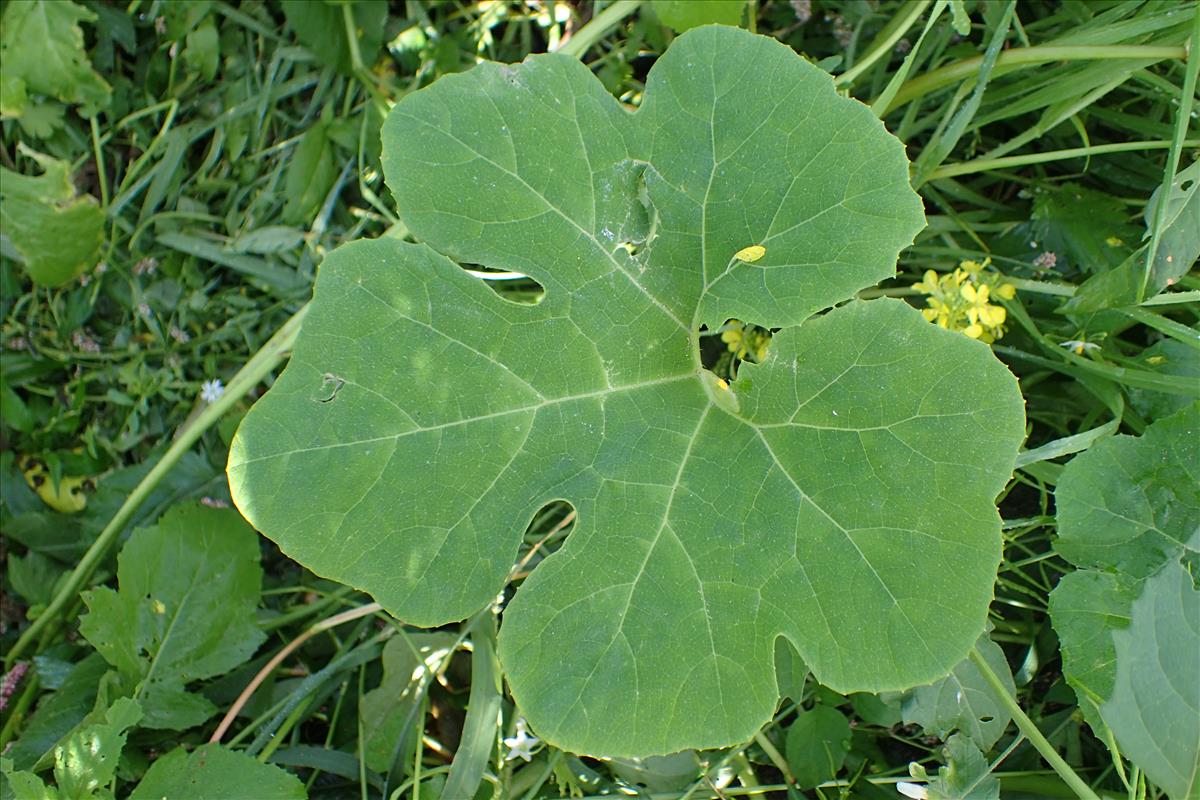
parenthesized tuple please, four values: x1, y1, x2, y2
(2, 698, 141, 800)
(1101, 560, 1199, 800)
(282, 0, 387, 76)
(652, 0, 745, 31)
(1064, 162, 1200, 314)
(900, 633, 1014, 752)
(785, 705, 852, 789)
(1049, 404, 1199, 779)
(79, 505, 266, 729)
(128, 744, 306, 800)
(6, 655, 107, 771)
(229, 26, 1025, 756)
(0, 0, 110, 119)
(917, 733, 1000, 800)
(361, 632, 456, 772)
(1053, 403, 1198, 580)
(0, 151, 103, 287)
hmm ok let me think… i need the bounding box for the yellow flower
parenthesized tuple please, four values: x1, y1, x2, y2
(913, 270, 941, 294)
(961, 283, 1006, 328)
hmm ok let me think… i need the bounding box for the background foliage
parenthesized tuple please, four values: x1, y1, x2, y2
(1, 1, 1197, 798)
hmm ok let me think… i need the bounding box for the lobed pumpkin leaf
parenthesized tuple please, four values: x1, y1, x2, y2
(228, 26, 1025, 756)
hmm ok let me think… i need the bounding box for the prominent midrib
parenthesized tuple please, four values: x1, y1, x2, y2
(230, 370, 699, 467)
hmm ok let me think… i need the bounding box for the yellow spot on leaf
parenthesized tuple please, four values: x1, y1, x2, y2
(734, 245, 766, 263)
(153, 599, 166, 614)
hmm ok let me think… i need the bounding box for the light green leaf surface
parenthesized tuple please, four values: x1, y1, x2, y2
(361, 632, 456, 772)
(0, 0, 111, 119)
(281, 0, 387, 75)
(921, 733, 1000, 800)
(652, 0, 745, 31)
(1065, 162, 1200, 314)
(1053, 403, 1199, 579)
(785, 705, 852, 789)
(0, 152, 104, 287)
(79, 505, 266, 729)
(1049, 404, 1199, 786)
(1101, 560, 1200, 800)
(2, 698, 141, 800)
(229, 26, 1025, 756)
(901, 634, 1014, 752)
(128, 744, 306, 800)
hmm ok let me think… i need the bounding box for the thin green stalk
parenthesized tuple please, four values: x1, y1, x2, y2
(558, 0, 642, 60)
(928, 139, 1198, 180)
(836, 0, 932, 86)
(89, 116, 109, 208)
(885, 44, 1187, 113)
(341, 2, 365, 74)
(969, 647, 1101, 800)
(3, 304, 310, 669)
(1138, 9, 1199, 302)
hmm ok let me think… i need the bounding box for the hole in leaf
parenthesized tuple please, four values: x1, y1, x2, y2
(979, 715, 994, 723)
(462, 262, 545, 305)
(509, 500, 576, 584)
(1180, 179, 1194, 192)
(311, 373, 345, 403)
(699, 319, 774, 380)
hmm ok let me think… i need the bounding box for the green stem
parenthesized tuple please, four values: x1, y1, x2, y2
(1138, 9, 1199, 302)
(885, 44, 1187, 113)
(928, 139, 1198, 180)
(4, 304, 310, 669)
(558, 0, 642, 60)
(969, 647, 1101, 800)
(341, 3, 365, 74)
(836, 0, 932, 86)
(89, 116, 109, 208)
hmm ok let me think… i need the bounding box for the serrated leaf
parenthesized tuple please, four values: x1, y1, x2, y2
(1064, 162, 1200, 313)
(1053, 404, 1199, 580)
(0, 0, 111, 118)
(1049, 405, 1199, 782)
(2, 698, 141, 800)
(1028, 183, 1135, 275)
(79, 505, 266, 729)
(1101, 560, 1200, 800)
(901, 633, 1014, 752)
(0, 152, 103, 287)
(128, 744, 306, 800)
(5, 655, 107, 772)
(228, 26, 1025, 756)
(923, 733, 1000, 800)
(785, 705, 851, 789)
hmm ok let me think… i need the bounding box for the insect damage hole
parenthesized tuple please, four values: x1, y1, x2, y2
(504, 500, 577, 598)
(312, 373, 346, 403)
(462, 262, 546, 305)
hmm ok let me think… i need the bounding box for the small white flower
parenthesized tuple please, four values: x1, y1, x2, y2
(896, 781, 929, 799)
(1059, 340, 1101, 356)
(503, 718, 539, 762)
(200, 379, 225, 404)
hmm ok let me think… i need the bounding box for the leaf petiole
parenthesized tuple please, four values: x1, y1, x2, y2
(969, 646, 1101, 800)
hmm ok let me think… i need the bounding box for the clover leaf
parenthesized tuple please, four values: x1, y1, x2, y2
(228, 26, 1025, 756)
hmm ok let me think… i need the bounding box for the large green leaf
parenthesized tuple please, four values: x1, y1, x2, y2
(229, 25, 1025, 756)
(900, 633, 1015, 752)
(2, 698, 141, 800)
(0, 0, 111, 120)
(79, 505, 266, 729)
(127, 744, 306, 800)
(1049, 404, 1199, 791)
(1101, 560, 1199, 800)
(0, 151, 104, 287)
